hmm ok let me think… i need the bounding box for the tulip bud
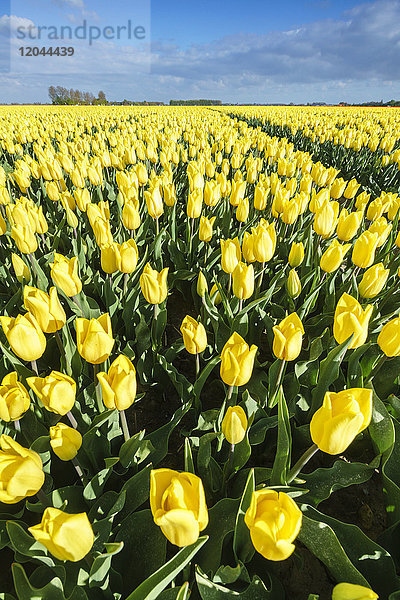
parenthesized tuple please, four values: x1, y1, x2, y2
(332, 583, 378, 600)
(11, 224, 38, 254)
(140, 263, 168, 304)
(220, 238, 241, 274)
(97, 355, 137, 410)
(253, 221, 276, 263)
(333, 293, 373, 349)
(368, 217, 392, 247)
(352, 232, 379, 269)
(288, 243, 304, 268)
(210, 283, 222, 305)
(336, 209, 362, 241)
(145, 185, 163, 219)
(28, 508, 94, 562)
(221, 406, 247, 444)
(220, 332, 257, 387)
(232, 262, 254, 300)
(358, 263, 389, 299)
(122, 201, 141, 230)
(199, 216, 216, 242)
(287, 268, 301, 298)
(101, 243, 121, 274)
(136, 163, 148, 186)
(11, 253, 31, 283)
(0, 372, 30, 422)
(0, 313, 46, 361)
(50, 422, 82, 461)
(76, 313, 115, 364)
(320, 240, 351, 273)
(50, 253, 82, 297)
(150, 469, 208, 547)
(245, 490, 302, 561)
(273, 313, 304, 361)
(344, 178, 361, 199)
(0, 435, 45, 503)
(180, 316, 207, 354)
(119, 239, 138, 273)
(310, 388, 372, 454)
(377, 317, 400, 357)
(197, 272, 208, 298)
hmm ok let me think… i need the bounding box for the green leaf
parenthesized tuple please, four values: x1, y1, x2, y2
(270, 388, 291, 486)
(197, 498, 240, 573)
(119, 464, 152, 520)
(89, 542, 124, 590)
(144, 401, 192, 466)
(184, 438, 195, 473)
(311, 335, 353, 413)
(125, 535, 208, 600)
(233, 469, 255, 564)
(7, 521, 55, 567)
(196, 567, 280, 599)
(12, 563, 87, 600)
(193, 356, 220, 399)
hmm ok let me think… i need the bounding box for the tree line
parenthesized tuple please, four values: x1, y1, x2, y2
(48, 87, 107, 105)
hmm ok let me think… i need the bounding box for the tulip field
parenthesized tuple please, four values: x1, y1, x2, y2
(1, 104, 400, 600)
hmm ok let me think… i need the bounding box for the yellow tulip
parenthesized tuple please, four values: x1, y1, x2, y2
(50, 253, 82, 297)
(120, 239, 138, 273)
(76, 313, 114, 365)
(11, 224, 37, 254)
(220, 332, 258, 387)
(27, 371, 76, 415)
(150, 469, 208, 547)
(101, 243, 121, 274)
(23, 286, 66, 333)
(180, 316, 207, 355)
(288, 243, 304, 267)
(92, 217, 114, 248)
(28, 507, 94, 562)
(230, 180, 246, 207)
(352, 231, 379, 269)
(242, 231, 256, 263)
(97, 354, 137, 410)
(0, 313, 46, 361)
(252, 221, 276, 263)
(74, 188, 91, 212)
(221, 406, 247, 444)
(254, 185, 268, 210)
(197, 272, 208, 298)
(358, 263, 389, 299)
(286, 268, 301, 298)
(122, 200, 141, 230)
(236, 197, 249, 222)
(187, 189, 203, 219)
(11, 253, 31, 283)
(332, 583, 378, 600)
(233, 262, 254, 300)
(313, 200, 339, 238)
(336, 209, 362, 241)
(343, 178, 361, 199)
(320, 240, 351, 273)
(333, 293, 373, 349)
(377, 317, 400, 357)
(145, 185, 163, 219)
(245, 489, 302, 561)
(220, 238, 241, 274)
(50, 423, 82, 461)
(199, 216, 216, 242)
(330, 178, 347, 199)
(368, 217, 392, 247)
(140, 263, 168, 304)
(0, 434, 44, 503)
(310, 388, 372, 454)
(210, 283, 222, 305)
(273, 313, 304, 361)
(0, 372, 30, 422)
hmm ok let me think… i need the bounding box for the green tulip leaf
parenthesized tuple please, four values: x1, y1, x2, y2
(233, 469, 255, 564)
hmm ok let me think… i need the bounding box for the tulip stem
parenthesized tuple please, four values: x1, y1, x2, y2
(287, 444, 319, 483)
(120, 410, 130, 442)
(67, 411, 78, 429)
(123, 273, 129, 296)
(72, 294, 85, 317)
(228, 273, 232, 296)
(238, 299, 243, 313)
(55, 330, 69, 374)
(195, 353, 200, 379)
(14, 419, 21, 432)
(366, 354, 387, 385)
(72, 457, 87, 485)
(156, 217, 159, 236)
(31, 360, 39, 375)
(256, 262, 265, 297)
(269, 359, 286, 408)
(28, 253, 39, 282)
(37, 488, 51, 506)
(93, 364, 104, 412)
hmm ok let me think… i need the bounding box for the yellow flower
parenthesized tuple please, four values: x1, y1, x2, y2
(352, 232, 379, 269)
(313, 200, 339, 238)
(210, 283, 222, 305)
(336, 209, 362, 241)
(220, 332, 258, 387)
(0, 313, 46, 361)
(76, 313, 114, 365)
(50, 423, 82, 461)
(232, 262, 254, 300)
(230, 180, 246, 207)
(11, 224, 38, 254)
(221, 406, 247, 445)
(236, 197, 249, 222)
(140, 263, 169, 304)
(11, 253, 31, 283)
(180, 316, 207, 355)
(187, 189, 203, 219)
(122, 200, 141, 230)
(199, 216, 216, 242)
(150, 469, 208, 547)
(27, 371, 76, 416)
(330, 178, 347, 199)
(0, 372, 30, 422)
(101, 243, 121, 274)
(286, 268, 301, 298)
(244, 489, 302, 561)
(358, 263, 389, 299)
(320, 240, 351, 273)
(273, 313, 304, 361)
(97, 354, 137, 410)
(368, 217, 392, 247)
(220, 238, 241, 274)
(23, 286, 66, 334)
(310, 388, 372, 454)
(332, 583, 378, 600)
(0, 434, 44, 503)
(120, 239, 138, 274)
(145, 185, 163, 219)
(333, 293, 373, 349)
(288, 243, 304, 267)
(28, 508, 94, 562)
(50, 253, 82, 297)
(253, 221, 276, 263)
(343, 178, 361, 199)
(377, 317, 400, 357)
(197, 272, 208, 298)
(242, 231, 256, 263)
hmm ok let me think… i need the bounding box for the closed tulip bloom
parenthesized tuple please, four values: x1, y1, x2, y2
(74, 188, 91, 212)
(355, 191, 371, 210)
(0, 313, 46, 361)
(230, 180, 246, 207)
(50, 423, 82, 461)
(140, 263, 168, 304)
(197, 272, 208, 298)
(253, 221, 276, 263)
(187, 189, 203, 219)
(352, 231, 379, 269)
(233, 262, 254, 300)
(210, 283, 222, 305)
(150, 469, 208, 547)
(336, 209, 362, 241)
(236, 197, 249, 222)
(313, 200, 339, 238)
(28, 508, 94, 562)
(332, 583, 378, 600)
(120, 239, 138, 273)
(242, 231, 256, 263)
(0, 372, 30, 422)
(320, 240, 351, 273)
(11, 224, 37, 254)
(273, 313, 304, 361)
(333, 293, 373, 349)
(368, 217, 392, 247)
(28, 371, 76, 415)
(122, 200, 141, 230)
(220, 238, 241, 274)
(97, 354, 137, 410)
(180, 316, 207, 354)
(145, 185, 163, 219)
(76, 313, 114, 364)
(220, 332, 258, 387)
(23, 286, 66, 334)
(221, 406, 247, 444)
(330, 177, 347, 199)
(254, 185, 268, 210)
(199, 216, 216, 242)
(358, 263, 389, 299)
(11, 253, 30, 283)
(92, 218, 113, 248)
(310, 388, 372, 454)
(287, 269, 301, 298)
(344, 178, 361, 199)
(0, 211, 6, 235)
(50, 253, 82, 297)
(288, 242, 304, 267)
(245, 489, 302, 561)
(101, 243, 121, 274)
(0, 435, 45, 503)
(377, 317, 400, 357)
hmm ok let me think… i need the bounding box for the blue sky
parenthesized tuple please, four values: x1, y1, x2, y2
(0, 0, 399, 103)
